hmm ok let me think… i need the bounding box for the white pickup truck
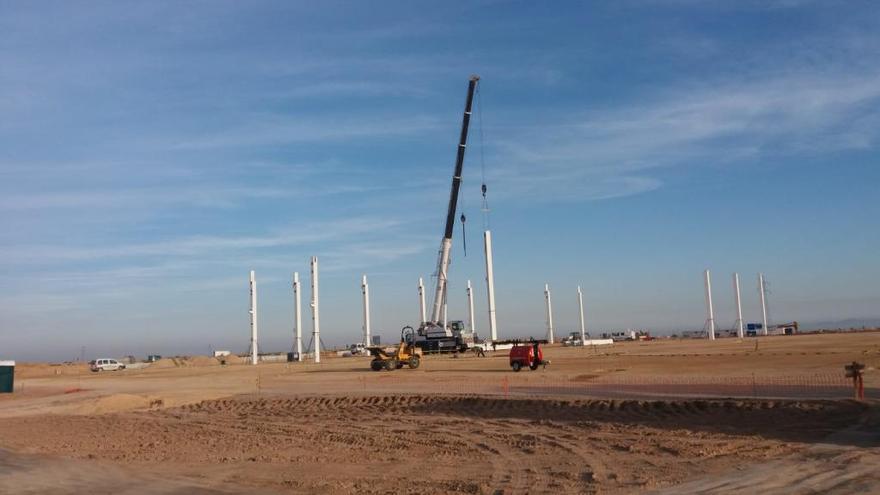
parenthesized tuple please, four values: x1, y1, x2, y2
(349, 343, 367, 355)
(90, 358, 126, 372)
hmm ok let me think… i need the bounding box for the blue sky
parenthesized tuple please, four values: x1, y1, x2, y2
(2, 1, 879, 361)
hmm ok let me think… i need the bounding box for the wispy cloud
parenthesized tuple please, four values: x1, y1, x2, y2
(171, 114, 443, 150)
(4, 217, 407, 264)
(485, 71, 880, 201)
(0, 185, 286, 210)
(0, 182, 382, 211)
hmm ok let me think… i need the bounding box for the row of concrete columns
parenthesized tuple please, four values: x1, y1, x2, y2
(542, 284, 588, 344)
(704, 270, 770, 340)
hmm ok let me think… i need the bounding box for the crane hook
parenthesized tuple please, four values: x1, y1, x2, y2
(460, 214, 467, 257)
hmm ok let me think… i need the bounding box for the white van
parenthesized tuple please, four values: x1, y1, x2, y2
(90, 358, 126, 372)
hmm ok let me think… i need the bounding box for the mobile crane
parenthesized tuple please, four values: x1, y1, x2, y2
(408, 75, 480, 354)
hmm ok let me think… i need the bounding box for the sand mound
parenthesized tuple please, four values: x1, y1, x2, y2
(188, 356, 220, 367)
(149, 356, 224, 368)
(149, 359, 177, 369)
(222, 355, 247, 365)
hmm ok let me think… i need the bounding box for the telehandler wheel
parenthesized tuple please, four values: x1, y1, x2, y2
(511, 361, 522, 372)
(370, 360, 383, 371)
(385, 359, 397, 371)
(408, 356, 421, 369)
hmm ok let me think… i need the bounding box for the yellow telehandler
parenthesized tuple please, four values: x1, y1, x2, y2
(368, 326, 423, 371)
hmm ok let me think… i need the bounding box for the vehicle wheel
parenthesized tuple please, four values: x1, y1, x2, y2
(529, 361, 540, 371)
(370, 360, 383, 371)
(511, 361, 522, 372)
(408, 356, 420, 369)
(385, 359, 397, 371)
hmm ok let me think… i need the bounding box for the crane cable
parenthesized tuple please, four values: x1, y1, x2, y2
(477, 84, 490, 230)
(460, 83, 489, 257)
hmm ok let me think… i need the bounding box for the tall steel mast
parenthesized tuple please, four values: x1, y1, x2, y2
(428, 75, 480, 325)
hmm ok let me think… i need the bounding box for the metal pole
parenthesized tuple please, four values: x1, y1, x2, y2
(362, 274, 371, 346)
(544, 283, 555, 344)
(466, 280, 476, 334)
(250, 270, 258, 365)
(418, 277, 426, 325)
(484, 230, 498, 341)
(294, 272, 303, 361)
(577, 285, 586, 344)
(733, 273, 744, 339)
(311, 257, 320, 363)
(758, 273, 769, 336)
(704, 269, 715, 340)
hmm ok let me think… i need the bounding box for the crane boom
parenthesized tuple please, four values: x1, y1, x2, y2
(429, 75, 480, 324)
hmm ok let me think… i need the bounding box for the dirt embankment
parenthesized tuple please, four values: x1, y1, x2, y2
(0, 395, 875, 494)
(13, 363, 89, 379)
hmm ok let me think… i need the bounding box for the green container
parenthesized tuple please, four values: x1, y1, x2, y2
(0, 361, 15, 393)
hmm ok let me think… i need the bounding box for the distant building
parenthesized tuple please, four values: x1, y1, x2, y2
(770, 322, 799, 335)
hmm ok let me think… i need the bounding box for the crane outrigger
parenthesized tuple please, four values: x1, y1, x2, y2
(409, 75, 480, 353)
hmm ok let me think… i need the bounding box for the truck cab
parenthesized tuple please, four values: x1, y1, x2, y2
(562, 332, 583, 346)
(411, 320, 472, 353)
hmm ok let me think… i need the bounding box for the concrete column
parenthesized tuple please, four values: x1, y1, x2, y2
(293, 272, 303, 361)
(311, 257, 320, 363)
(544, 283, 555, 344)
(250, 270, 258, 365)
(484, 230, 498, 341)
(705, 269, 716, 340)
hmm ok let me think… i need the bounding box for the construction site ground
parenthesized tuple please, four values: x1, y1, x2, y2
(1, 332, 879, 494)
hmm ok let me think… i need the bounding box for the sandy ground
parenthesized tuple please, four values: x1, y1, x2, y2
(1, 332, 879, 494)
